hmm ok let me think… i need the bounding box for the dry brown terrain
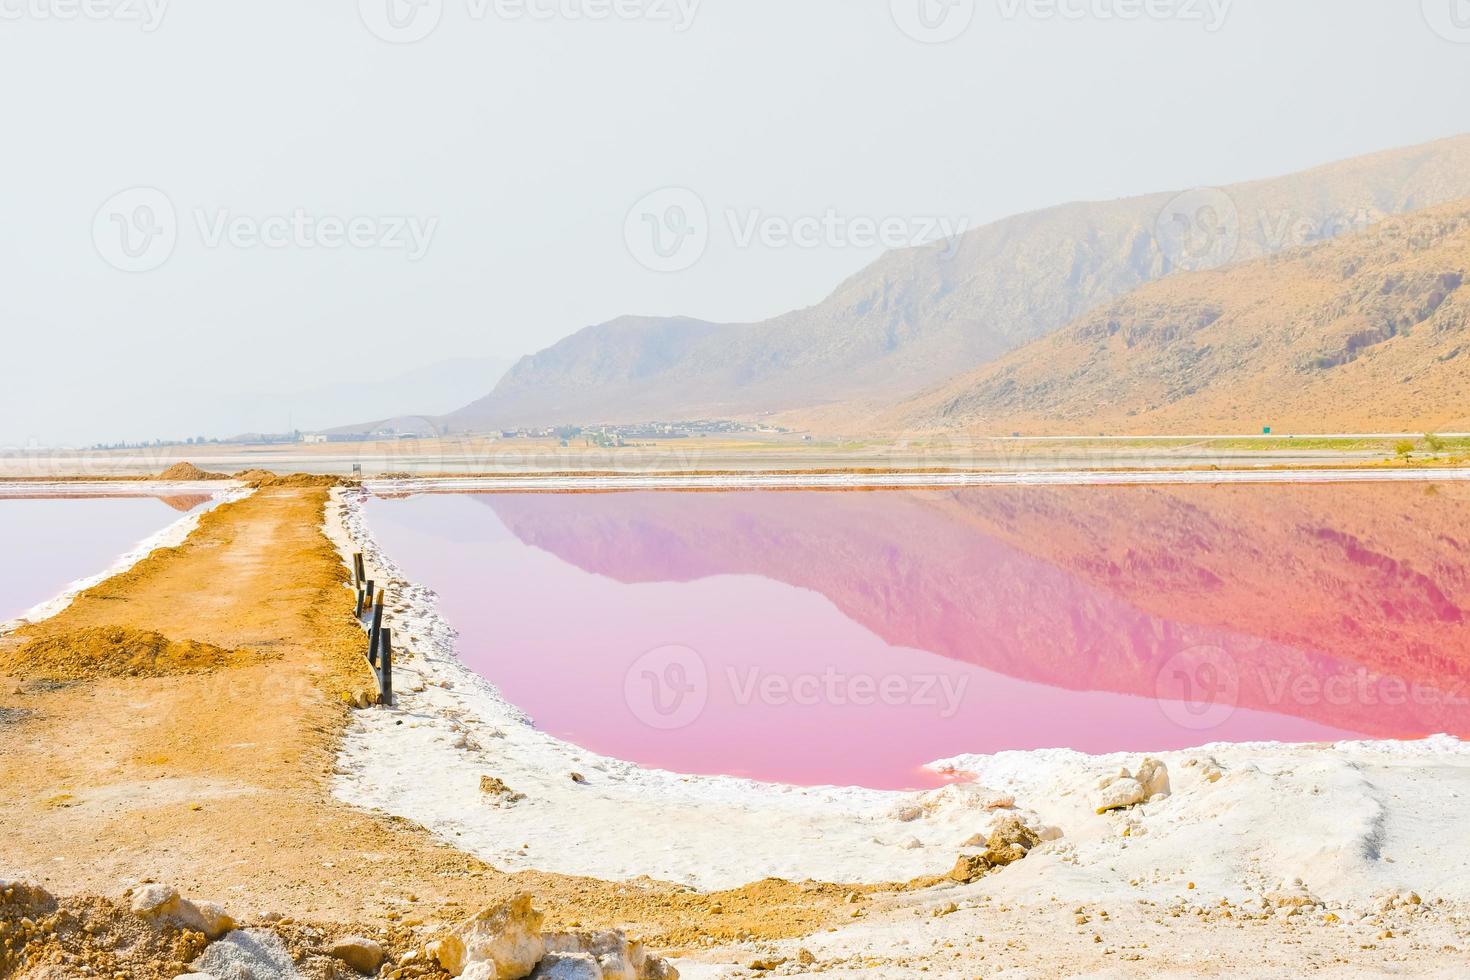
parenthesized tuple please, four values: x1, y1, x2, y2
(0, 486, 853, 977)
(890, 199, 1470, 436)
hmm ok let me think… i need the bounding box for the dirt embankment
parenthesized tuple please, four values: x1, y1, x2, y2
(159, 461, 347, 488)
(156, 461, 231, 482)
(3, 626, 260, 680)
(0, 486, 849, 978)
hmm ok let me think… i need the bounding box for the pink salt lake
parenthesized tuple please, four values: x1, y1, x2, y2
(1, 495, 209, 625)
(365, 485, 1470, 790)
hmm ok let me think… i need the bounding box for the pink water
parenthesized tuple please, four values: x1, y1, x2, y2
(0, 495, 209, 623)
(365, 484, 1470, 790)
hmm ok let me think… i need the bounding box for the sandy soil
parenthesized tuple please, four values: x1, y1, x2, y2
(6, 481, 1470, 977)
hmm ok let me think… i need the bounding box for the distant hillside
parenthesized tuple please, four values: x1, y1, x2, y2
(891, 199, 1470, 435)
(447, 134, 1470, 432)
(318, 356, 513, 436)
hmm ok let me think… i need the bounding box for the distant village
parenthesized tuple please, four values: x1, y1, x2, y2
(93, 419, 796, 452)
(317, 419, 789, 447)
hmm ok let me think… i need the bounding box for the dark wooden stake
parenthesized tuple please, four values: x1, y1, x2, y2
(353, 552, 365, 588)
(379, 628, 393, 705)
(355, 588, 365, 617)
(369, 591, 385, 667)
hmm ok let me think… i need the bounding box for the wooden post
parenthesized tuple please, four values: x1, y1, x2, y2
(379, 627, 393, 705)
(353, 552, 365, 588)
(369, 591, 385, 667)
(364, 580, 375, 613)
(355, 588, 365, 617)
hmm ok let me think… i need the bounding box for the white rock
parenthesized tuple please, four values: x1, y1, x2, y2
(329, 935, 386, 974)
(129, 884, 235, 940)
(1135, 757, 1171, 798)
(1267, 881, 1323, 911)
(1096, 777, 1148, 813)
(544, 930, 679, 980)
(530, 953, 602, 980)
(187, 902, 238, 941)
(130, 883, 183, 919)
(434, 894, 546, 978)
(191, 929, 304, 980)
(546, 931, 635, 979)
(1096, 759, 1169, 812)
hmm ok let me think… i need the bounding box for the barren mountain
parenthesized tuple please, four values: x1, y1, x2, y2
(449, 134, 1470, 431)
(893, 198, 1470, 435)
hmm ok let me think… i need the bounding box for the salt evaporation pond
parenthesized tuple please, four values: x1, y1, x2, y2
(0, 494, 212, 624)
(366, 482, 1470, 790)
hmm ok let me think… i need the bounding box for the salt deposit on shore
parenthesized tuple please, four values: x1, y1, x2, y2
(326, 486, 1470, 922)
(0, 484, 248, 636)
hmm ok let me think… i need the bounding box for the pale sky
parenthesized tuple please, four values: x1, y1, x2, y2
(3, 0, 1469, 446)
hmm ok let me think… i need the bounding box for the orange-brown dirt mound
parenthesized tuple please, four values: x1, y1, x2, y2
(234, 470, 345, 488)
(157, 462, 228, 481)
(0, 890, 209, 980)
(1, 627, 260, 680)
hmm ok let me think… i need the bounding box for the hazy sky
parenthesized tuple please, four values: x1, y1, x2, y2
(3, 0, 1470, 446)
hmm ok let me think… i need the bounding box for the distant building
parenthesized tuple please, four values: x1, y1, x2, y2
(302, 433, 328, 445)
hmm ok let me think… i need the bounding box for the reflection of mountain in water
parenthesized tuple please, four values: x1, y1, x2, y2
(483, 483, 1470, 739)
(158, 495, 211, 513)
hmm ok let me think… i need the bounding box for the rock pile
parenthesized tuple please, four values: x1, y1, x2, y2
(426, 894, 678, 979)
(329, 935, 387, 974)
(949, 816, 1045, 884)
(480, 775, 527, 806)
(1096, 758, 1171, 813)
(127, 883, 236, 940)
